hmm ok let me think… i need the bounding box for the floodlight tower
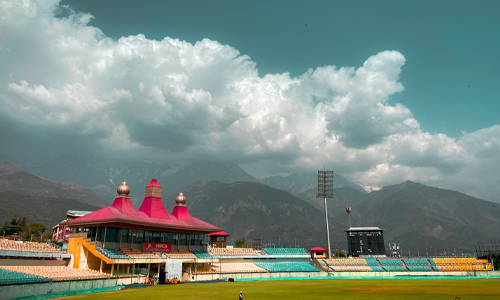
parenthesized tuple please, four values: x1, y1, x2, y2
(346, 206, 352, 229)
(317, 169, 334, 258)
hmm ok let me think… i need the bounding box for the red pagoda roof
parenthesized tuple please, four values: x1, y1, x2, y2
(147, 179, 161, 187)
(65, 180, 222, 233)
(310, 247, 327, 251)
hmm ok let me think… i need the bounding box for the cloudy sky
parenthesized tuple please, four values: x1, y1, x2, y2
(0, 0, 499, 202)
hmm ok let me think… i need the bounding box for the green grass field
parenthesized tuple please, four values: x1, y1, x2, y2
(60, 278, 500, 300)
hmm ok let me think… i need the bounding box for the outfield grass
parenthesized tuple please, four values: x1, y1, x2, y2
(61, 278, 500, 300)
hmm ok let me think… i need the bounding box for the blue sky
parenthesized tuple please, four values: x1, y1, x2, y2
(63, 0, 500, 138)
(0, 0, 499, 202)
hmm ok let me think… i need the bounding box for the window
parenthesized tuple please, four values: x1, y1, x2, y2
(162, 232, 174, 244)
(179, 233, 187, 245)
(105, 228, 117, 243)
(121, 229, 130, 244)
(191, 234, 202, 246)
(152, 231, 160, 243)
(134, 230, 144, 243)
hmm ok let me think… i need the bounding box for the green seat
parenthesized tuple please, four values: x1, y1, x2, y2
(254, 262, 319, 273)
(262, 248, 308, 256)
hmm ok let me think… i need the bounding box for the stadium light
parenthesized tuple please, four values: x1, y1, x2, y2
(345, 206, 352, 229)
(317, 169, 334, 259)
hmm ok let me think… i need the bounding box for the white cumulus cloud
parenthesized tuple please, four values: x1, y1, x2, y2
(0, 0, 498, 202)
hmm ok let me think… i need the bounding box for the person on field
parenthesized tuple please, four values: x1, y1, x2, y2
(239, 291, 243, 300)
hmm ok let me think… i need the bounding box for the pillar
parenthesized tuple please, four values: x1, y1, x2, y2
(147, 263, 151, 284)
(157, 264, 160, 285)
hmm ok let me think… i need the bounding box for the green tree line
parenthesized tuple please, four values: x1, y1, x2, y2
(1, 215, 46, 241)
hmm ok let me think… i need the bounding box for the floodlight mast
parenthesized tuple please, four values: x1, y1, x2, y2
(317, 169, 334, 259)
(346, 206, 352, 229)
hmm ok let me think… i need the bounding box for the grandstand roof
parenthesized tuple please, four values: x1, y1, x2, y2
(345, 227, 384, 232)
(64, 180, 223, 233)
(209, 231, 230, 236)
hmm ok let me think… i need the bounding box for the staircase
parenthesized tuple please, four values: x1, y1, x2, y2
(67, 233, 114, 269)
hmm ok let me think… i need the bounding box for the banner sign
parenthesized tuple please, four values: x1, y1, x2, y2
(144, 242, 172, 253)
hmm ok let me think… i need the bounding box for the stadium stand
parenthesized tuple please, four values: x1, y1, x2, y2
(0, 266, 108, 281)
(0, 239, 65, 254)
(0, 268, 52, 285)
(403, 258, 434, 271)
(429, 258, 438, 270)
(254, 262, 320, 273)
(208, 248, 258, 256)
(261, 248, 309, 256)
(365, 258, 385, 272)
(164, 250, 197, 259)
(431, 258, 493, 271)
(324, 258, 373, 272)
(210, 263, 268, 274)
(119, 248, 159, 259)
(378, 259, 408, 272)
(96, 248, 129, 260)
(192, 251, 214, 259)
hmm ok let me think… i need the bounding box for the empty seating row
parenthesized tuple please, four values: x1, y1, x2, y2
(0, 239, 65, 254)
(365, 258, 385, 272)
(325, 258, 369, 266)
(254, 262, 319, 273)
(165, 250, 197, 259)
(378, 259, 408, 272)
(0, 268, 51, 285)
(192, 251, 214, 259)
(209, 263, 268, 274)
(0, 266, 108, 281)
(404, 259, 433, 271)
(208, 248, 258, 256)
(324, 259, 372, 272)
(327, 265, 373, 272)
(120, 248, 159, 259)
(261, 248, 309, 256)
(431, 258, 493, 271)
(96, 248, 129, 260)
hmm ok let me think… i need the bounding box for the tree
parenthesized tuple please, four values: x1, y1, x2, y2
(2, 216, 35, 237)
(335, 249, 346, 257)
(235, 238, 246, 248)
(27, 223, 45, 239)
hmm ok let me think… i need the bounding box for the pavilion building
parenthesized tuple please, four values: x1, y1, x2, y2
(63, 180, 223, 282)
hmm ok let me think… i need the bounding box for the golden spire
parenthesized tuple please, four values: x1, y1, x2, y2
(175, 192, 186, 207)
(117, 181, 131, 198)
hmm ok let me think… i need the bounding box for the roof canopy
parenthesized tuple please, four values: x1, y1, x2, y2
(65, 180, 222, 233)
(345, 227, 383, 232)
(209, 231, 230, 236)
(310, 247, 327, 251)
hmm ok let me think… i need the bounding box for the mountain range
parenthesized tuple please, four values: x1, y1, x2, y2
(166, 180, 344, 249)
(0, 163, 104, 230)
(259, 171, 366, 195)
(1, 156, 499, 254)
(19, 155, 257, 206)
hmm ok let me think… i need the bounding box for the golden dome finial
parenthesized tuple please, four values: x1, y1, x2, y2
(117, 181, 130, 197)
(175, 192, 186, 207)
